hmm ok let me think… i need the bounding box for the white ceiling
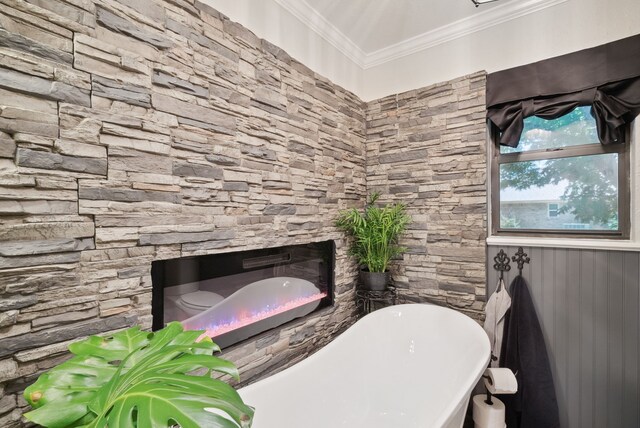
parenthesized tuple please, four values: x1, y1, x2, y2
(272, 0, 567, 68)
(301, 0, 501, 54)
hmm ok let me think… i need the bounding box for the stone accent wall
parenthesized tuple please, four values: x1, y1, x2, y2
(365, 72, 487, 320)
(0, 1, 366, 425)
(0, 0, 492, 424)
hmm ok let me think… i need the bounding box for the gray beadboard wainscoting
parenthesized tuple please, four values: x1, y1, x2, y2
(487, 245, 640, 428)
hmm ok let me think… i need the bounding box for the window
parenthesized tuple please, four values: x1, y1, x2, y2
(562, 223, 590, 230)
(491, 106, 630, 238)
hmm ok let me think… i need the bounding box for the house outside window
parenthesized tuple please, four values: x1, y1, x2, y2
(491, 106, 630, 238)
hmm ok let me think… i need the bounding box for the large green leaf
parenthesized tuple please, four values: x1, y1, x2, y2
(86, 374, 252, 428)
(24, 322, 253, 428)
(24, 328, 152, 427)
(68, 327, 151, 362)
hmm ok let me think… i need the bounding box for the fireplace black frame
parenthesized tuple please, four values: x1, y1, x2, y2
(151, 240, 335, 344)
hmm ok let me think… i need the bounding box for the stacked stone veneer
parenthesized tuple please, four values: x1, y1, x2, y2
(0, 1, 367, 425)
(0, 1, 489, 425)
(366, 73, 487, 319)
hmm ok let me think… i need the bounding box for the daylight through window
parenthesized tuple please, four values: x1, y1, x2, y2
(491, 107, 630, 237)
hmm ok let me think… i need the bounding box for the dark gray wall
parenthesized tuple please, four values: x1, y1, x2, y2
(487, 245, 640, 428)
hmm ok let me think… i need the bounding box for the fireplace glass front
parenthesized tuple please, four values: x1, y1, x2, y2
(151, 241, 334, 348)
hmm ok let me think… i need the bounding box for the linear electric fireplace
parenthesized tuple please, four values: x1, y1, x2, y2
(151, 241, 334, 348)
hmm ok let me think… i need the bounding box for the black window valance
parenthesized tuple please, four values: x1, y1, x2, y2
(487, 34, 640, 147)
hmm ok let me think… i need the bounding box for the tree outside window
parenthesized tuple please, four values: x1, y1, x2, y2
(493, 106, 629, 237)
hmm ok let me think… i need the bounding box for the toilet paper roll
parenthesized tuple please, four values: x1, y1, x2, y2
(484, 368, 518, 395)
(472, 394, 506, 428)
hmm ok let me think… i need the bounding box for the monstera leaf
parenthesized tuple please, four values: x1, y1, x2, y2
(24, 322, 254, 428)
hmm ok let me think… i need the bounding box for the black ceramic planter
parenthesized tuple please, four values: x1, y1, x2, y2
(359, 269, 389, 291)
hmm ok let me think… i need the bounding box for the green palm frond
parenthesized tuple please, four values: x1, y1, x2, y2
(335, 192, 411, 272)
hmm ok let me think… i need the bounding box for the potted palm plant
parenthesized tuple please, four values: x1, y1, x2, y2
(335, 192, 411, 291)
(23, 322, 254, 428)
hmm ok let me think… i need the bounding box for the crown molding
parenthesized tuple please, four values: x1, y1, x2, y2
(272, 0, 367, 67)
(274, 0, 568, 70)
(364, 0, 568, 68)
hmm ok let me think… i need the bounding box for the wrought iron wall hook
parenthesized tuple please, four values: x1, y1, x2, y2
(493, 249, 511, 283)
(512, 247, 530, 276)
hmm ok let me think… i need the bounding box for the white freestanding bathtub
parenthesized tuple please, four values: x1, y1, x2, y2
(238, 304, 491, 428)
